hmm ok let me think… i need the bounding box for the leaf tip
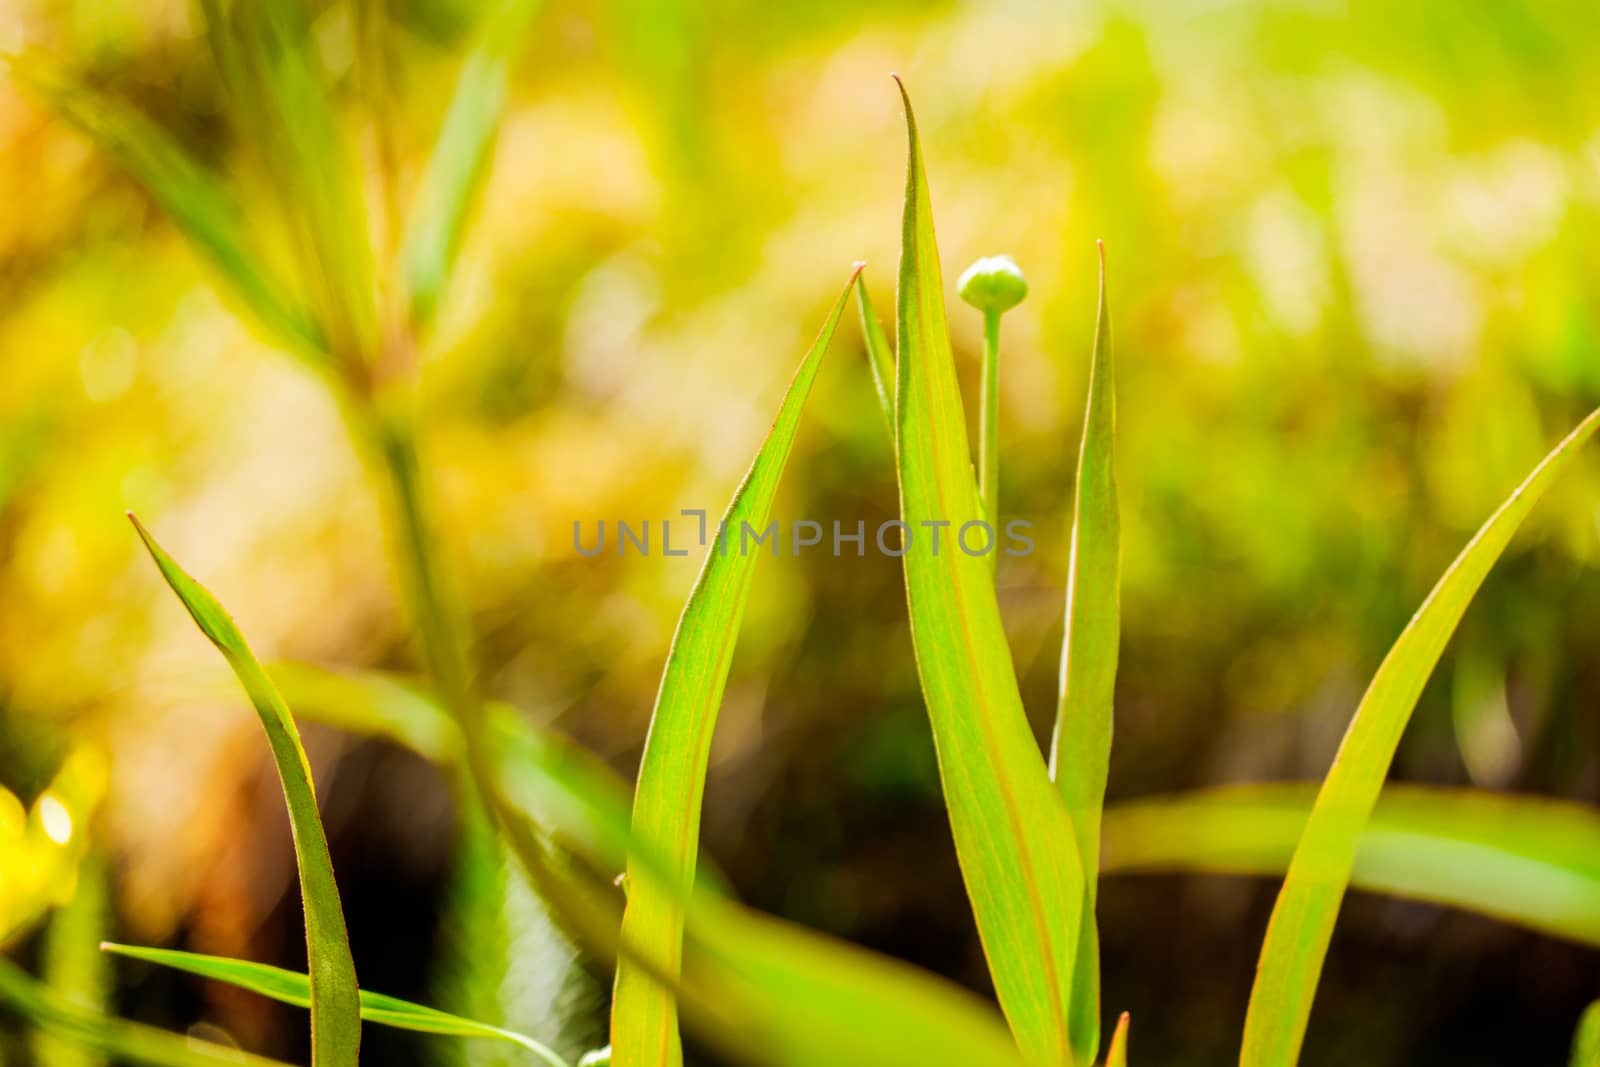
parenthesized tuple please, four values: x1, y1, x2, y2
(1107, 1011, 1131, 1066)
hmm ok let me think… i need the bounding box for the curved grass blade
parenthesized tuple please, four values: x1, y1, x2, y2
(1573, 1000, 1600, 1067)
(855, 272, 896, 438)
(9, 57, 324, 365)
(257, 666, 1029, 1066)
(100, 945, 569, 1067)
(1105, 1012, 1130, 1067)
(404, 0, 541, 328)
(130, 516, 361, 1067)
(610, 264, 862, 1067)
(269, 663, 1034, 1067)
(1241, 403, 1600, 1066)
(1102, 784, 1600, 946)
(1049, 242, 1120, 1065)
(0, 957, 293, 1067)
(892, 75, 1084, 1064)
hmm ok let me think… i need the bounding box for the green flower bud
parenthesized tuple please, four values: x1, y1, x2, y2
(957, 254, 1028, 314)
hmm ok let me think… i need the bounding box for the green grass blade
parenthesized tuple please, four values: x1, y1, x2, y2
(35, 850, 112, 1067)
(205, 1, 378, 369)
(892, 75, 1084, 1065)
(129, 516, 361, 1067)
(855, 272, 897, 438)
(1048, 242, 1120, 1065)
(0, 957, 293, 1067)
(10, 58, 324, 365)
(1105, 1012, 1130, 1067)
(1573, 1001, 1600, 1067)
(1241, 403, 1600, 1066)
(267, 669, 1032, 1067)
(100, 945, 569, 1067)
(1101, 784, 1600, 946)
(403, 0, 541, 329)
(610, 264, 862, 1067)
(678, 898, 1031, 1067)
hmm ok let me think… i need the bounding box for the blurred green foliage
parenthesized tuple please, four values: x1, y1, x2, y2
(2, 0, 1599, 1064)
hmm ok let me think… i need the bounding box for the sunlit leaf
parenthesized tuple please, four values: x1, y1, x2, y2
(1049, 242, 1119, 1065)
(130, 516, 361, 1067)
(677, 896, 1030, 1067)
(1101, 783, 1600, 946)
(610, 264, 862, 1067)
(1105, 1012, 1129, 1067)
(1241, 404, 1600, 1066)
(0, 957, 293, 1067)
(404, 0, 542, 328)
(10, 57, 324, 364)
(1573, 1000, 1600, 1067)
(854, 272, 896, 438)
(892, 75, 1084, 1064)
(100, 944, 569, 1067)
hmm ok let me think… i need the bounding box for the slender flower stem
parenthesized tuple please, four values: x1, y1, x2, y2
(957, 254, 1027, 576)
(979, 306, 1001, 551)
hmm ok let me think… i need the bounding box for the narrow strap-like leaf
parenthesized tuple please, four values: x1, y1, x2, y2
(855, 272, 897, 438)
(1241, 403, 1600, 1066)
(403, 0, 541, 328)
(130, 516, 361, 1067)
(1105, 1012, 1130, 1067)
(609, 265, 862, 1067)
(892, 75, 1085, 1065)
(100, 945, 569, 1067)
(1573, 1000, 1600, 1067)
(0, 956, 294, 1067)
(1101, 784, 1600, 946)
(1049, 242, 1120, 1065)
(11, 58, 324, 365)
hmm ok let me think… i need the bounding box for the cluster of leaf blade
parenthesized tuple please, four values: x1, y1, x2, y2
(268, 661, 1033, 1067)
(17, 6, 1600, 1061)
(889, 76, 1088, 1065)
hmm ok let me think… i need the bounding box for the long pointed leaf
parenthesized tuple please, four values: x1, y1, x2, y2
(855, 272, 897, 437)
(1105, 1013, 1130, 1067)
(1101, 784, 1600, 946)
(0, 957, 293, 1067)
(100, 945, 568, 1067)
(403, 0, 541, 328)
(609, 265, 862, 1067)
(892, 75, 1085, 1065)
(1049, 242, 1120, 1064)
(130, 516, 361, 1067)
(1241, 404, 1600, 1066)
